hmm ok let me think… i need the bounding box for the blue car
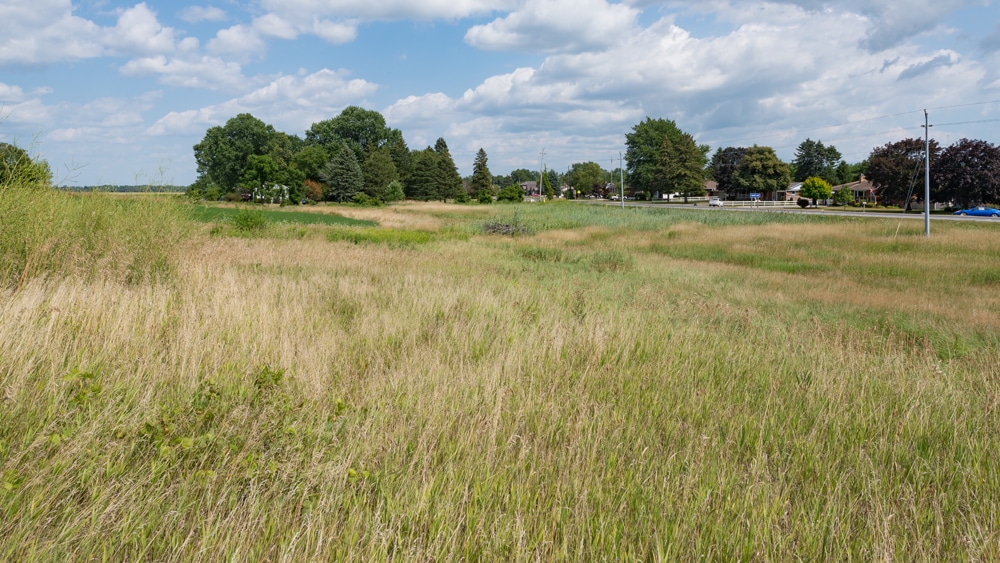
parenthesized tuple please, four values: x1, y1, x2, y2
(953, 206, 1000, 217)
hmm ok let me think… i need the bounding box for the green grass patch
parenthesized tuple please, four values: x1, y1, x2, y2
(326, 227, 440, 247)
(188, 204, 375, 227)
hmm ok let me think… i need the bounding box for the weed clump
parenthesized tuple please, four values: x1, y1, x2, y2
(589, 250, 634, 272)
(481, 211, 533, 236)
(231, 208, 269, 232)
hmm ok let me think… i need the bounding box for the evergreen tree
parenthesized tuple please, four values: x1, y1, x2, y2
(793, 139, 843, 184)
(434, 138, 464, 201)
(406, 147, 440, 201)
(542, 168, 554, 200)
(709, 146, 747, 194)
(386, 129, 412, 193)
(471, 148, 493, 201)
(319, 146, 363, 202)
(362, 145, 399, 202)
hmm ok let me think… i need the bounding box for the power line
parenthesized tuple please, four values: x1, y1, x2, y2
(933, 118, 1000, 128)
(704, 100, 1000, 154)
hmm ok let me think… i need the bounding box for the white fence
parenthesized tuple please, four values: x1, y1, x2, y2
(724, 200, 801, 208)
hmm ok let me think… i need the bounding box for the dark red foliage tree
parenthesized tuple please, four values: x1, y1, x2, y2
(933, 138, 1000, 208)
(865, 138, 940, 208)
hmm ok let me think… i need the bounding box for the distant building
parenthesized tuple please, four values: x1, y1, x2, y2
(832, 175, 876, 204)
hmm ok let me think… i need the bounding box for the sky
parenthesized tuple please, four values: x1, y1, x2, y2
(2, 0, 1000, 187)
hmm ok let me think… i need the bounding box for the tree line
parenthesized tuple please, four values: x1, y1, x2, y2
(188, 107, 464, 205)
(7, 107, 996, 210)
(612, 118, 1000, 208)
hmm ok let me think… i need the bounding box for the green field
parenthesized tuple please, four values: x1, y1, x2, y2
(188, 204, 377, 227)
(2, 192, 1000, 560)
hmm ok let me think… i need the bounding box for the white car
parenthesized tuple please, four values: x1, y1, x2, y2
(708, 197, 724, 207)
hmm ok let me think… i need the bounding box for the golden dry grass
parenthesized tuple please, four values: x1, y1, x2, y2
(2, 201, 1000, 560)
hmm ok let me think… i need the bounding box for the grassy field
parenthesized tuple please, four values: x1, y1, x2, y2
(2, 192, 1000, 560)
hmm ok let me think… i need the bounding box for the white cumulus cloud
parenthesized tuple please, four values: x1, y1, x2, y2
(148, 68, 379, 135)
(465, 0, 639, 53)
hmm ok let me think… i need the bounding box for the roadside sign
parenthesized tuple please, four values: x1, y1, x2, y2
(750, 193, 761, 199)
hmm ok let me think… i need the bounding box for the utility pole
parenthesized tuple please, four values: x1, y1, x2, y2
(619, 152, 624, 209)
(923, 110, 932, 237)
(539, 149, 546, 198)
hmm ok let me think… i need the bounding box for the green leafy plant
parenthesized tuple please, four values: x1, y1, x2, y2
(231, 208, 269, 232)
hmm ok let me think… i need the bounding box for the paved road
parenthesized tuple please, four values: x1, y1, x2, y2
(588, 201, 1000, 223)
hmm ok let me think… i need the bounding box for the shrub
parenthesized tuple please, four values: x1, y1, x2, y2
(384, 181, 405, 203)
(797, 198, 810, 208)
(231, 208, 268, 232)
(351, 193, 383, 207)
(497, 185, 524, 203)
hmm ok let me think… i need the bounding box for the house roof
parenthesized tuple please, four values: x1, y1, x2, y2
(833, 175, 874, 193)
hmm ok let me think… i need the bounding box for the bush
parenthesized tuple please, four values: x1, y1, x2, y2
(231, 208, 268, 232)
(478, 192, 494, 204)
(384, 181, 405, 203)
(497, 185, 524, 203)
(351, 193, 383, 207)
(797, 198, 810, 208)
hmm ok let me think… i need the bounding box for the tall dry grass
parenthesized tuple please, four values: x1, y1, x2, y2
(0, 186, 187, 287)
(2, 200, 1000, 560)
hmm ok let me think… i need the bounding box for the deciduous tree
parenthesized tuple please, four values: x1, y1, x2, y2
(735, 146, 791, 196)
(799, 176, 832, 206)
(625, 117, 708, 195)
(652, 133, 705, 202)
(934, 138, 1000, 208)
(866, 138, 939, 208)
(0, 142, 52, 187)
(306, 106, 390, 163)
(193, 113, 279, 193)
(566, 162, 605, 196)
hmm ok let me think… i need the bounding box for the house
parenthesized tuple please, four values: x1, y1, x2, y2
(519, 181, 538, 195)
(832, 175, 876, 204)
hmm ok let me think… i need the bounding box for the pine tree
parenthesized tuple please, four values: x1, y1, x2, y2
(471, 148, 493, 202)
(434, 138, 464, 201)
(361, 145, 398, 202)
(319, 146, 363, 202)
(542, 168, 554, 200)
(406, 147, 440, 201)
